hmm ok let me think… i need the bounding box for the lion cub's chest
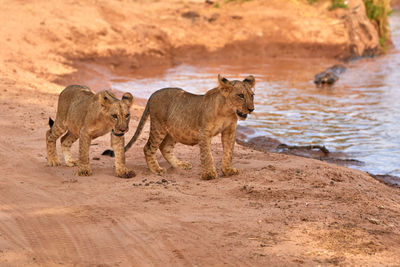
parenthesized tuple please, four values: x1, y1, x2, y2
(208, 117, 233, 136)
(90, 127, 111, 139)
(86, 120, 112, 139)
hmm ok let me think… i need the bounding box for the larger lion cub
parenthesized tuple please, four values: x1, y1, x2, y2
(103, 75, 255, 180)
(46, 85, 135, 178)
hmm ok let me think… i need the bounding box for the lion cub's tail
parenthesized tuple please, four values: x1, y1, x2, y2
(49, 117, 54, 128)
(102, 103, 150, 157)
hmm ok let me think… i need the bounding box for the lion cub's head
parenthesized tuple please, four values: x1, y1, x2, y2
(218, 74, 255, 121)
(99, 91, 134, 136)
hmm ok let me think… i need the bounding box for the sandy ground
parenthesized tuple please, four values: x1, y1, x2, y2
(1, 0, 400, 266)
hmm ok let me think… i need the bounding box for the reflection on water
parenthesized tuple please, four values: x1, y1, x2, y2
(113, 13, 400, 177)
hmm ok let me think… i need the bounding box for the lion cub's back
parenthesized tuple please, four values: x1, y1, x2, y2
(149, 88, 203, 145)
(149, 88, 203, 118)
(55, 85, 94, 129)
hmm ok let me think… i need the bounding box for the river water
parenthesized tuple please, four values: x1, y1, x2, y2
(113, 13, 400, 177)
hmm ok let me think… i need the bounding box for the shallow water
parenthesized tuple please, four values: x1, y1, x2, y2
(113, 13, 400, 177)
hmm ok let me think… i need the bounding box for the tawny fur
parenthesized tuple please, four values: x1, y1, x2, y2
(103, 75, 255, 180)
(46, 85, 135, 178)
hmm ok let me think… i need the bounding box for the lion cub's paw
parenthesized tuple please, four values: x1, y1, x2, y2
(151, 167, 166, 176)
(65, 159, 78, 167)
(47, 157, 61, 167)
(117, 168, 136, 179)
(222, 167, 240, 177)
(76, 166, 92, 176)
(201, 169, 218, 180)
(176, 161, 192, 170)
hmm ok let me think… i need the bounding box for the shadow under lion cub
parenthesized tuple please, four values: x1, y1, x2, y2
(103, 74, 255, 180)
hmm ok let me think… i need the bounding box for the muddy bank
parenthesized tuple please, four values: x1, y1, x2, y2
(0, 0, 384, 94)
(236, 124, 364, 164)
(392, 0, 400, 9)
(237, 125, 400, 188)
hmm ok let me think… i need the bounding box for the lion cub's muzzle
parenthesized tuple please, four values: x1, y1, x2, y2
(112, 127, 128, 137)
(236, 108, 254, 120)
(236, 110, 248, 119)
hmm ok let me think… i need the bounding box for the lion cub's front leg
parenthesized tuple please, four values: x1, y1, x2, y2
(199, 129, 218, 180)
(221, 125, 240, 177)
(111, 134, 135, 178)
(77, 130, 92, 176)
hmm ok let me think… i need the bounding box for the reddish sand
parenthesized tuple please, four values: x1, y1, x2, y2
(1, 0, 399, 266)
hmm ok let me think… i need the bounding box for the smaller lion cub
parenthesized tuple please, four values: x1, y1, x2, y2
(46, 85, 135, 178)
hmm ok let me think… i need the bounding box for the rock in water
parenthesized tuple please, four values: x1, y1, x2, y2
(314, 64, 347, 86)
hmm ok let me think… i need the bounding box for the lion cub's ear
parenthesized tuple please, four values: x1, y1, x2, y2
(99, 91, 112, 110)
(243, 75, 256, 89)
(218, 74, 233, 96)
(121, 92, 133, 107)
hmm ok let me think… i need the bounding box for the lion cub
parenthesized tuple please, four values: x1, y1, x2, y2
(46, 85, 135, 178)
(103, 75, 255, 180)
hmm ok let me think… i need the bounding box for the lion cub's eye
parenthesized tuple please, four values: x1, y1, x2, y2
(125, 114, 130, 119)
(112, 114, 118, 119)
(238, 94, 245, 99)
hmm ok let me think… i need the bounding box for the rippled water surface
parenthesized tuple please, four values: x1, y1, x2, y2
(113, 14, 400, 177)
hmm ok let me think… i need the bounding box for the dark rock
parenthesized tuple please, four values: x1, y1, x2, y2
(368, 173, 400, 187)
(231, 15, 242, 20)
(207, 13, 219, 23)
(314, 64, 346, 86)
(181, 11, 200, 20)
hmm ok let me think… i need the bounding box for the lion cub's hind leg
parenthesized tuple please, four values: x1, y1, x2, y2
(61, 131, 78, 167)
(46, 120, 67, 167)
(143, 123, 167, 175)
(160, 134, 192, 170)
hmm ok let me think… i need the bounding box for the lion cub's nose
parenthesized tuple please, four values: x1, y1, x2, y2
(119, 127, 128, 132)
(248, 108, 254, 113)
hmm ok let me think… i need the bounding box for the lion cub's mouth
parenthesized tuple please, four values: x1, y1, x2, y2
(236, 110, 248, 119)
(112, 129, 126, 137)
